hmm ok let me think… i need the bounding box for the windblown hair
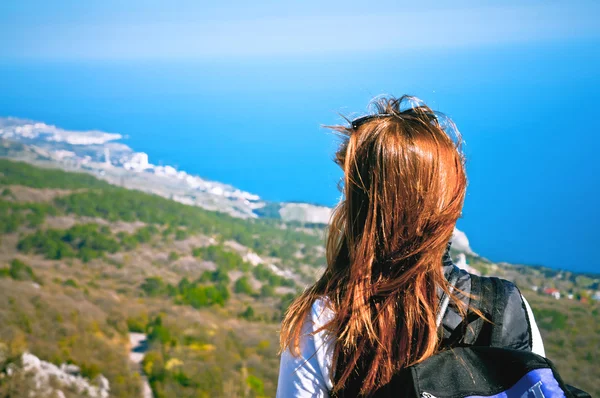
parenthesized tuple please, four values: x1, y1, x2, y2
(279, 95, 468, 395)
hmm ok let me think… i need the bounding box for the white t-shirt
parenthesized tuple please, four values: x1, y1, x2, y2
(276, 295, 545, 398)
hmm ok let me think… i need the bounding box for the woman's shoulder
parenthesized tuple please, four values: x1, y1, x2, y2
(463, 270, 542, 353)
(310, 297, 335, 327)
(275, 297, 336, 397)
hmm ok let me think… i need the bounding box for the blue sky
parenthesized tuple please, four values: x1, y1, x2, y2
(1, 1, 599, 273)
(2, 1, 599, 59)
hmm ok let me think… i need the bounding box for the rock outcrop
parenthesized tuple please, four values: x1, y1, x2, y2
(3, 352, 110, 398)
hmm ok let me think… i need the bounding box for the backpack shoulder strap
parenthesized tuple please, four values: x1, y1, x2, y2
(472, 276, 531, 349)
(482, 276, 506, 347)
(449, 273, 485, 346)
(492, 278, 533, 350)
(450, 274, 506, 347)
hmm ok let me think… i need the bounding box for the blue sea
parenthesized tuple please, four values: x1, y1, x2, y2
(1, 41, 599, 273)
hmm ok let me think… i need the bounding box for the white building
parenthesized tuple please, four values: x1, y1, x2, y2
(123, 152, 151, 172)
(53, 150, 76, 160)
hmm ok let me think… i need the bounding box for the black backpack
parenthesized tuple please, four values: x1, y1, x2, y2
(334, 269, 591, 398)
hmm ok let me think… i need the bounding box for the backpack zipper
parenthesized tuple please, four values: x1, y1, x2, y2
(421, 393, 438, 398)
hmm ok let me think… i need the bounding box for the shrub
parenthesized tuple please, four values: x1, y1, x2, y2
(147, 316, 172, 345)
(0, 258, 40, 283)
(192, 245, 250, 271)
(62, 279, 78, 288)
(533, 308, 569, 330)
(252, 264, 295, 288)
(240, 306, 255, 320)
(7, 259, 37, 282)
(18, 224, 119, 262)
(127, 314, 148, 333)
(260, 284, 275, 298)
(174, 229, 188, 241)
(198, 269, 229, 284)
(234, 276, 255, 296)
(140, 277, 167, 297)
(246, 375, 265, 396)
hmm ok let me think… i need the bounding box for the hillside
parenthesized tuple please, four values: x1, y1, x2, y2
(0, 122, 326, 223)
(0, 158, 598, 397)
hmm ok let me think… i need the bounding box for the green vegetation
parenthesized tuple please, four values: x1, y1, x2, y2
(16, 222, 165, 262)
(0, 158, 111, 189)
(126, 314, 148, 333)
(259, 284, 275, 298)
(240, 306, 256, 320)
(0, 259, 39, 283)
(141, 277, 170, 297)
(175, 278, 230, 308)
(193, 245, 251, 271)
(54, 188, 320, 260)
(140, 276, 231, 309)
(174, 228, 189, 241)
(117, 225, 159, 250)
(247, 374, 265, 396)
(199, 269, 230, 284)
(18, 224, 120, 262)
(533, 307, 569, 331)
(140, 313, 277, 397)
(2, 158, 324, 269)
(0, 199, 57, 233)
(234, 276, 255, 296)
(252, 264, 295, 288)
(526, 293, 600, 396)
(62, 278, 78, 288)
(0, 283, 142, 397)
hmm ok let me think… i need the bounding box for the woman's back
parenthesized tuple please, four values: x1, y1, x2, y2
(276, 250, 545, 397)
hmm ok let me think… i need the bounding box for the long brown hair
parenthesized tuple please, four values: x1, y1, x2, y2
(280, 95, 468, 395)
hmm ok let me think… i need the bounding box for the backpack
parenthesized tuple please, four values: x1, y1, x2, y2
(333, 267, 591, 398)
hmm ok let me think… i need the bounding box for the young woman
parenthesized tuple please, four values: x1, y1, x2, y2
(277, 96, 544, 397)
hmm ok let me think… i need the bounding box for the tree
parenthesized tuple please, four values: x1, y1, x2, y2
(240, 306, 255, 320)
(9, 259, 36, 282)
(141, 277, 167, 297)
(234, 276, 254, 295)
